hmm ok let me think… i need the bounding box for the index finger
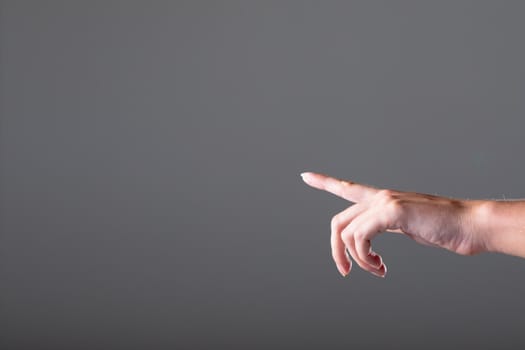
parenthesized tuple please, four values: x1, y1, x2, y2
(301, 172, 378, 203)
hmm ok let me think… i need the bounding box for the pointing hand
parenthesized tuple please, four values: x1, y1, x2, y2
(301, 172, 485, 278)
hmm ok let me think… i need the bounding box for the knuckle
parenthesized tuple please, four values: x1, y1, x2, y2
(378, 188, 393, 197)
(375, 189, 404, 211)
(340, 228, 352, 243)
(341, 180, 354, 187)
(330, 213, 344, 230)
(330, 215, 340, 230)
(386, 198, 404, 215)
(354, 230, 365, 243)
(375, 189, 395, 205)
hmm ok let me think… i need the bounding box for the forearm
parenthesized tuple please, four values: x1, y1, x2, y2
(471, 200, 525, 257)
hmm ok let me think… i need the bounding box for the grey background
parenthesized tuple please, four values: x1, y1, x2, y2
(1, 1, 525, 349)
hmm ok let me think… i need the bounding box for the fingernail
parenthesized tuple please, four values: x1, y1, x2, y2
(300, 172, 309, 181)
(337, 264, 347, 277)
(372, 263, 387, 278)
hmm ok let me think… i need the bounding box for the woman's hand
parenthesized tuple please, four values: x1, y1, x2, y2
(301, 172, 488, 278)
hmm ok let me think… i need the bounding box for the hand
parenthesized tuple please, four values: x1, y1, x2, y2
(301, 172, 486, 278)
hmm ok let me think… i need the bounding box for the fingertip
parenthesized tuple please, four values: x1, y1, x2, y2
(300, 172, 313, 183)
(345, 259, 352, 276)
(337, 264, 346, 277)
(337, 260, 351, 277)
(372, 263, 387, 278)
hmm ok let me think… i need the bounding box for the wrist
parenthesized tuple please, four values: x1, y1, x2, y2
(469, 199, 525, 257)
(464, 200, 496, 255)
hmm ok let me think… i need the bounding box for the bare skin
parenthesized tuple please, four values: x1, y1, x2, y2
(301, 171, 525, 278)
